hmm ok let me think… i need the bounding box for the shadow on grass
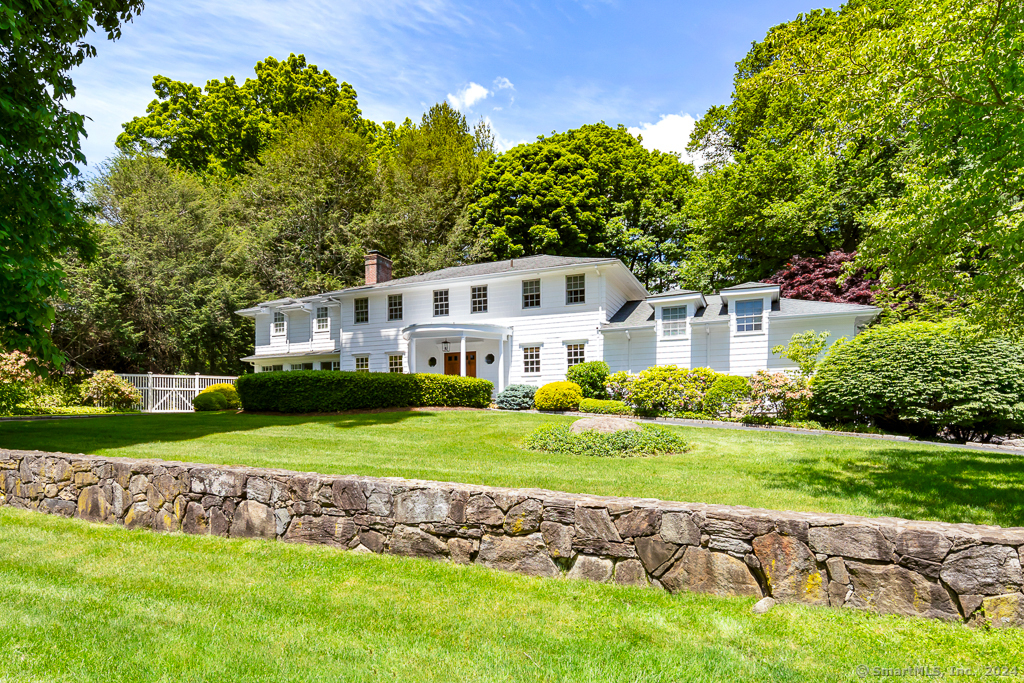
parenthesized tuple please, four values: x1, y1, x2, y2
(0, 410, 431, 455)
(765, 446, 1024, 527)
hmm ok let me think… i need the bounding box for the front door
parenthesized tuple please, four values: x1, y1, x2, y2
(443, 352, 477, 377)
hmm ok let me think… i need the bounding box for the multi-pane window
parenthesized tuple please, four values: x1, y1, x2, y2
(354, 297, 369, 324)
(471, 285, 488, 313)
(566, 343, 585, 367)
(315, 306, 329, 332)
(320, 361, 340, 371)
(260, 365, 283, 372)
(522, 279, 540, 309)
(355, 356, 369, 372)
(389, 355, 403, 373)
(433, 289, 449, 316)
(290, 362, 314, 371)
(272, 311, 285, 335)
(662, 305, 687, 337)
(735, 299, 764, 332)
(388, 294, 403, 321)
(523, 346, 541, 374)
(566, 275, 585, 304)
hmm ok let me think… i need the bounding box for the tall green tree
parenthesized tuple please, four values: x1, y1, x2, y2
(469, 123, 693, 290)
(1, 0, 143, 366)
(54, 155, 259, 374)
(117, 54, 370, 177)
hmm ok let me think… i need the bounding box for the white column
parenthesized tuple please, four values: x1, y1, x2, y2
(459, 335, 467, 376)
(497, 335, 505, 392)
(409, 337, 417, 374)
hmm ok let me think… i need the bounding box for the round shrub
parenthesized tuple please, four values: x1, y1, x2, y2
(496, 384, 537, 410)
(578, 398, 632, 415)
(80, 371, 141, 411)
(626, 365, 722, 416)
(565, 361, 611, 399)
(702, 375, 751, 418)
(811, 320, 1024, 441)
(534, 381, 583, 411)
(193, 391, 230, 411)
(523, 423, 687, 457)
(197, 382, 240, 409)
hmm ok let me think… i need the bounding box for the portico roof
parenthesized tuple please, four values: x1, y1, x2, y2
(401, 323, 512, 341)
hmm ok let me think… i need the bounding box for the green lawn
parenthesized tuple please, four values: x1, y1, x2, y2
(2, 508, 1021, 683)
(2, 410, 1022, 526)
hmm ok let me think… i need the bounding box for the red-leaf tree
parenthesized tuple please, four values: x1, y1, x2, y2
(763, 251, 876, 305)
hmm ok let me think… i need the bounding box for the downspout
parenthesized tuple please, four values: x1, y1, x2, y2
(705, 325, 710, 369)
(625, 330, 631, 374)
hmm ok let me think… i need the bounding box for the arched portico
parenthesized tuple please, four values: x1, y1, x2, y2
(402, 323, 512, 391)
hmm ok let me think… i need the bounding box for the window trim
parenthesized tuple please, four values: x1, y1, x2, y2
(387, 293, 403, 322)
(661, 305, 688, 338)
(734, 298, 764, 333)
(522, 279, 541, 309)
(388, 354, 404, 373)
(566, 342, 586, 367)
(471, 285, 488, 314)
(315, 306, 329, 333)
(433, 289, 449, 317)
(565, 274, 586, 305)
(354, 297, 369, 325)
(272, 311, 286, 336)
(522, 346, 541, 374)
(353, 355, 370, 373)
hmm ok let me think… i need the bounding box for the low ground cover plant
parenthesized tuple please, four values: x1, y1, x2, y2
(523, 423, 687, 457)
(578, 398, 632, 415)
(565, 361, 610, 399)
(193, 382, 241, 411)
(533, 381, 583, 411)
(236, 371, 493, 412)
(812, 320, 1024, 441)
(495, 384, 536, 410)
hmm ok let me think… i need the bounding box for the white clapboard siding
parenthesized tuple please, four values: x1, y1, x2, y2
(114, 374, 238, 412)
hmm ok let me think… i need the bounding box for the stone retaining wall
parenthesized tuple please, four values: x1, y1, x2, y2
(2, 448, 1023, 627)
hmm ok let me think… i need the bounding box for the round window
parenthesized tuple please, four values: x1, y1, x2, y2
(428, 357, 437, 367)
(485, 353, 495, 365)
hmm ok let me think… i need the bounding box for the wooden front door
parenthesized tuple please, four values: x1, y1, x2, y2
(443, 352, 477, 377)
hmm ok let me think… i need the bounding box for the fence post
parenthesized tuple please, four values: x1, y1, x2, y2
(146, 372, 153, 413)
(194, 373, 200, 412)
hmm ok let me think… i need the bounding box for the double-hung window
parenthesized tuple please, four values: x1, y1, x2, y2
(662, 306, 687, 337)
(354, 297, 369, 324)
(388, 294, 403, 321)
(272, 311, 286, 335)
(388, 355, 403, 373)
(471, 285, 488, 313)
(566, 343, 585, 367)
(566, 275, 585, 304)
(315, 306, 329, 332)
(523, 346, 541, 374)
(522, 279, 540, 309)
(735, 299, 764, 332)
(433, 289, 449, 316)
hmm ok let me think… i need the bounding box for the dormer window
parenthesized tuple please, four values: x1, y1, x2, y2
(315, 306, 329, 332)
(662, 306, 687, 336)
(735, 299, 764, 332)
(272, 311, 285, 335)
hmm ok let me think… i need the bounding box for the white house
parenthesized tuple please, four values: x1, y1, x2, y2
(235, 252, 880, 391)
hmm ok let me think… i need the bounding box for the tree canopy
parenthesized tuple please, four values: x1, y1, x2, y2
(1, 0, 144, 367)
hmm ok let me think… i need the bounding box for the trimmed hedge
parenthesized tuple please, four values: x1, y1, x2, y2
(496, 384, 536, 410)
(236, 371, 494, 413)
(534, 381, 583, 411)
(812, 320, 1024, 441)
(578, 398, 632, 415)
(194, 382, 240, 411)
(194, 392, 230, 411)
(566, 361, 611, 399)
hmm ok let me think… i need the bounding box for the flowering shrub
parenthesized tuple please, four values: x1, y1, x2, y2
(80, 371, 142, 411)
(0, 350, 35, 415)
(604, 371, 635, 401)
(746, 370, 812, 421)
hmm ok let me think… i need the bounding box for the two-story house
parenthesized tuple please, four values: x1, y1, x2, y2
(235, 252, 880, 391)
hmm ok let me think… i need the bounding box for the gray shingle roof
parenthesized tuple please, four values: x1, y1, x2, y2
(648, 287, 701, 299)
(602, 300, 655, 328)
(314, 255, 619, 299)
(720, 281, 780, 291)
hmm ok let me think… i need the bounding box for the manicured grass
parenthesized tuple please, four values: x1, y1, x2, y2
(2, 410, 1022, 526)
(2, 508, 1022, 683)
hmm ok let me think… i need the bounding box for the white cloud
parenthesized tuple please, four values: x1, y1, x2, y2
(447, 82, 491, 110)
(493, 76, 514, 90)
(483, 116, 529, 152)
(628, 113, 696, 162)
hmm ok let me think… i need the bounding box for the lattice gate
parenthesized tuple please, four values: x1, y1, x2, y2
(114, 374, 238, 412)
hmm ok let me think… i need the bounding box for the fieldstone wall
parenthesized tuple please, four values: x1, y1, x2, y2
(2, 448, 1023, 628)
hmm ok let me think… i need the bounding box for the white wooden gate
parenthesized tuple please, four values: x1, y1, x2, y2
(115, 374, 238, 412)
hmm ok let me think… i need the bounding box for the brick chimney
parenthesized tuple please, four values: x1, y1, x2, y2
(364, 251, 392, 285)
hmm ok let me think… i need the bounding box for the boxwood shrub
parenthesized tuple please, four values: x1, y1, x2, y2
(534, 381, 583, 411)
(811, 320, 1024, 441)
(496, 384, 536, 410)
(194, 382, 240, 411)
(236, 371, 494, 413)
(578, 398, 632, 415)
(566, 361, 611, 399)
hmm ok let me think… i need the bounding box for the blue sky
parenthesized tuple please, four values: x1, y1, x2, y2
(72, 0, 833, 170)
